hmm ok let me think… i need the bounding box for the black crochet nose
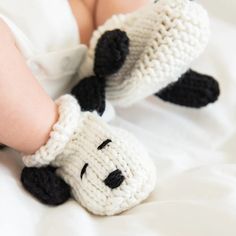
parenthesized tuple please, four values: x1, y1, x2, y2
(104, 169, 125, 189)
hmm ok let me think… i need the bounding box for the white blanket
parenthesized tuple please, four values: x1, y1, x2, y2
(1, 10, 236, 236)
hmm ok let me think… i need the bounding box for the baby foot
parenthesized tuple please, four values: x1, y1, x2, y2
(81, 0, 210, 107)
(21, 95, 156, 215)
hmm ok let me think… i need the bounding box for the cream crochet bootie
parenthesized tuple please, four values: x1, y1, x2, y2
(79, 0, 210, 106)
(21, 95, 156, 216)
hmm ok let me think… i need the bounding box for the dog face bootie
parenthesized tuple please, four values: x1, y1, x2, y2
(21, 95, 156, 216)
(79, 0, 211, 107)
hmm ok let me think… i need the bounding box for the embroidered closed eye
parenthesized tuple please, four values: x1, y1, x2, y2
(97, 139, 112, 150)
(80, 163, 89, 179)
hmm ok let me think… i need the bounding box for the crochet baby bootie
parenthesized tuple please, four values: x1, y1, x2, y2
(79, 0, 210, 107)
(21, 95, 156, 216)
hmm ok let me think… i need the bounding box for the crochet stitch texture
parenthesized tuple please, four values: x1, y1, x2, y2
(22, 95, 157, 215)
(80, 0, 210, 106)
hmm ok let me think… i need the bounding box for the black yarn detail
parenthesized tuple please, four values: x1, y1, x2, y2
(21, 166, 71, 206)
(80, 163, 89, 179)
(156, 69, 220, 108)
(94, 29, 130, 77)
(71, 76, 106, 116)
(104, 169, 125, 189)
(0, 144, 6, 150)
(97, 139, 112, 150)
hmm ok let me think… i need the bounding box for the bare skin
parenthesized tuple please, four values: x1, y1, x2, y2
(0, 0, 149, 154)
(0, 20, 58, 154)
(69, 0, 149, 45)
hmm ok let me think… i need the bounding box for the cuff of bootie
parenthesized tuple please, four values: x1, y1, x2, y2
(22, 95, 81, 167)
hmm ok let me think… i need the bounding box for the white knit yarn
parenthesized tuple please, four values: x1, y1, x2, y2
(22, 94, 157, 216)
(80, 0, 210, 107)
(55, 116, 156, 215)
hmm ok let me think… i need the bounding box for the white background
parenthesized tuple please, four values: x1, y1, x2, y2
(200, 0, 236, 24)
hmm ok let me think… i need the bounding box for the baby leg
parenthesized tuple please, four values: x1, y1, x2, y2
(0, 20, 58, 154)
(69, 0, 149, 45)
(94, 0, 150, 27)
(69, 0, 95, 45)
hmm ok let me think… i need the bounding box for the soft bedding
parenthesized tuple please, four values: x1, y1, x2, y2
(1, 3, 236, 236)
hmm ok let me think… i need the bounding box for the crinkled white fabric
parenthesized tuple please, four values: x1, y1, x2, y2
(0, 15, 236, 236)
(0, 0, 115, 121)
(0, 0, 87, 99)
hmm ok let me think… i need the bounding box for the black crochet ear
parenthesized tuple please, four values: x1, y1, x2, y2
(0, 144, 6, 150)
(21, 166, 71, 206)
(156, 70, 220, 108)
(71, 75, 106, 116)
(94, 29, 130, 77)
